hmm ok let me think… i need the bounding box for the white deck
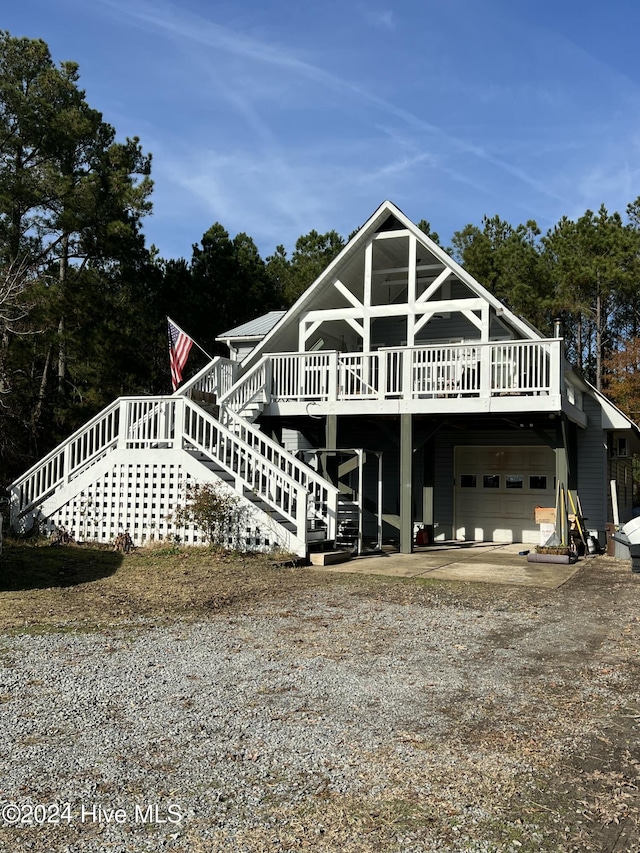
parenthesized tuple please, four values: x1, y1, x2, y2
(212, 340, 585, 423)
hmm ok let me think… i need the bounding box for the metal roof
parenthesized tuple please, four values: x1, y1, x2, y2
(216, 311, 286, 341)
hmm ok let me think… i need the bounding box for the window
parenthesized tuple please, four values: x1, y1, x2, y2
(530, 476, 547, 490)
(483, 475, 500, 488)
(506, 475, 523, 489)
(460, 475, 477, 488)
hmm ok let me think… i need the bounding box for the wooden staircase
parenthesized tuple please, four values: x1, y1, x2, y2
(10, 361, 340, 557)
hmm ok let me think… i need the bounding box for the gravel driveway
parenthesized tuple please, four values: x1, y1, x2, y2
(1, 556, 639, 852)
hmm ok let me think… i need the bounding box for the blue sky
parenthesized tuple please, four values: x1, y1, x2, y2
(4, 0, 640, 260)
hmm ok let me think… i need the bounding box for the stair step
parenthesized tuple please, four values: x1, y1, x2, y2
(309, 550, 352, 567)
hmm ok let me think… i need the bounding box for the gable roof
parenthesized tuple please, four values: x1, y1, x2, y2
(242, 200, 543, 368)
(567, 368, 640, 436)
(217, 311, 286, 342)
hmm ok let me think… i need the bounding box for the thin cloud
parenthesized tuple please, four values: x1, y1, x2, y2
(93, 0, 566, 207)
(364, 9, 395, 30)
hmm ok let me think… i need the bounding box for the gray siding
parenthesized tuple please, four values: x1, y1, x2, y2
(371, 313, 482, 347)
(371, 316, 407, 348)
(576, 395, 608, 537)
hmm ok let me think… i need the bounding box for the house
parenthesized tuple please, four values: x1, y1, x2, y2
(10, 201, 639, 557)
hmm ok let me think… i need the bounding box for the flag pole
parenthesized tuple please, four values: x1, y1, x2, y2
(167, 316, 213, 361)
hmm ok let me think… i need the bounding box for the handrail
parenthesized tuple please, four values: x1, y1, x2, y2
(11, 398, 123, 515)
(218, 356, 269, 416)
(177, 356, 238, 399)
(11, 397, 182, 517)
(221, 406, 338, 539)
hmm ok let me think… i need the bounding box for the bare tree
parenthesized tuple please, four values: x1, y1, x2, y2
(0, 256, 34, 396)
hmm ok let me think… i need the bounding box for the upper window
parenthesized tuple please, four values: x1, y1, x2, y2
(530, 476, 548, 490)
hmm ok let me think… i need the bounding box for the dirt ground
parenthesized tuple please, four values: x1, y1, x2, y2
(1, 545, 639, 852)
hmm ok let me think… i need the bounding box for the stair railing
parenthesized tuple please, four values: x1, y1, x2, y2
(12, 392, 339, 549)
(218, 356, 271, 422)
(177, 356, 238, 401)
(11, 398, 122, 518)
(181, 398, 338, 545)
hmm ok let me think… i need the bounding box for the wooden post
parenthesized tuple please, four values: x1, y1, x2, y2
(550, 338, 562, 396)
(400, 414, 413, 554)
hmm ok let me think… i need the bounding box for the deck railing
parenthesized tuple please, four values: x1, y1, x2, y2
(266, 340, 562, 403)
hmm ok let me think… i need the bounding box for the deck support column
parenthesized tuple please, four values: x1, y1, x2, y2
(400, 413, 413, 554)
(555, 416, 570, 545)
(325, 415, 337, 450)
(323, 414, 339, 488)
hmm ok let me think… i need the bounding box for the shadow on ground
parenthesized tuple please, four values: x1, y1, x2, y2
(0, 542, 123, 591)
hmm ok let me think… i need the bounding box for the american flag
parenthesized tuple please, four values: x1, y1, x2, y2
(167, 318, 194, 391)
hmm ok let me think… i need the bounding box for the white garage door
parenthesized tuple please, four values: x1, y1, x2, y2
(454, 446, 556, 543)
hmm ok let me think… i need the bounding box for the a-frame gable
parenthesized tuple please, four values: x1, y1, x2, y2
(243, 201, 540, 367)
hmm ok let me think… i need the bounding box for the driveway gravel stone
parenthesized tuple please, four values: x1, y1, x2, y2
(1, 556, 639, 852)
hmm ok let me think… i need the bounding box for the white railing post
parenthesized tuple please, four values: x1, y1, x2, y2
(402, 349, 412, 399)
(117, 399, 129, 449)
(378, 351, 386, 401)
(297, 487, 309, 545)
(327, 490, 337, 542)
(264, 358, 273, 404)
(480, 345, 492, 398)
(172, 396, 183, 449)
(550, 340, 562, 397)
(328, 352, 338, 401)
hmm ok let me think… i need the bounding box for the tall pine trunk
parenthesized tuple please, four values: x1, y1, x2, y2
(57, 233, 69, 397)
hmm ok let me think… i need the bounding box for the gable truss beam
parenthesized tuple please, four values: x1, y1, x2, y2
(345, 317, 364, 337)
(416, 268, 454, 303)
(303, 304, 408, 323)
(413, 299, 484, 335)
(373, 263, 444, 276)
(372, 229, 411, 241)
(461, 309, 483, 331)
(301, 319, 324, 344)
(333, 278, 363, 309)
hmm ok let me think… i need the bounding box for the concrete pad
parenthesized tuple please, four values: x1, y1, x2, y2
(314, 542, 581, 588)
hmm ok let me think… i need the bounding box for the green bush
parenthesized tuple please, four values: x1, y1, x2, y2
(173, 482, 245, 548)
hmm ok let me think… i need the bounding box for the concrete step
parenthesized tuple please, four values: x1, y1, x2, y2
(309, 549, 352, 567)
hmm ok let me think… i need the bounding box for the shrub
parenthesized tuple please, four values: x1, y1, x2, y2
(173, 482, 245, 548)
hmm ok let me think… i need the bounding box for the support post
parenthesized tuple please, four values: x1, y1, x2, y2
(325, 415, 337, 450)
(555, 416, 570, 545)
(400, 414, 413, 554)
(323, 415, 339, 487)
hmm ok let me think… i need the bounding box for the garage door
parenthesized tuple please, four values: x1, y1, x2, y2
(454, 446, 556, 543)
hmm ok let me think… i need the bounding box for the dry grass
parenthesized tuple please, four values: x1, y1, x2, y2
(0, 540, 395, 631)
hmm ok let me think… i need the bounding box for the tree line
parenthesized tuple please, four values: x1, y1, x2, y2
(1, 31, 639, 488)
